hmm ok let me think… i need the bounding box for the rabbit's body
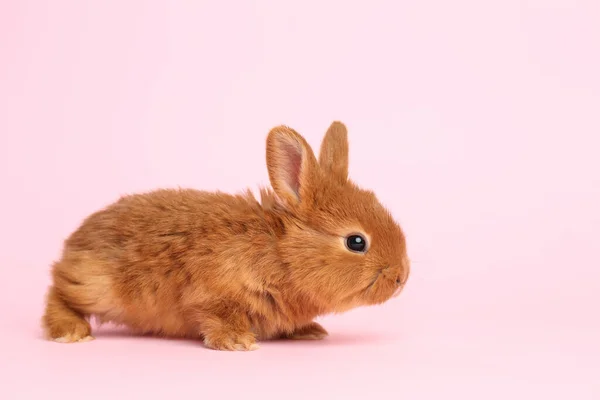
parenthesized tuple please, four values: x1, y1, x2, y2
(43, 122, 410, 350)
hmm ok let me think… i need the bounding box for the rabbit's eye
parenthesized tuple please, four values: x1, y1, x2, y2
(346, 234, 367, 253)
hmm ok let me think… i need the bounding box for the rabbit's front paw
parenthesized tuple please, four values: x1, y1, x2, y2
(285, 322, 329, 340)
(203, 330, 259, 351)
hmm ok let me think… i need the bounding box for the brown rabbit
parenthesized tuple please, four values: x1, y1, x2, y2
(41, 121, 410, 351)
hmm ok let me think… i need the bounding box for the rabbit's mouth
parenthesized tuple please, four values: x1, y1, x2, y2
(360, 267, 404, 304)
(392, 284, 404, 298)
(335, 270, 399, 310)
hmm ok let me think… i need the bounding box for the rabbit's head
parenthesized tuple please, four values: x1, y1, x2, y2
(265, 122, 409, 312)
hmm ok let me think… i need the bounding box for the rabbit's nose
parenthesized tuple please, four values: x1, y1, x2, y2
(395, 270, 405, 285)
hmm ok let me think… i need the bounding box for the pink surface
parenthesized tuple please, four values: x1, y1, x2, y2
(1, 0, 599, 398)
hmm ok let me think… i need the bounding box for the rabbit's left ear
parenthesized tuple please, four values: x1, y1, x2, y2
(266, 125, 320, 209)
(318, 121, 349, 184)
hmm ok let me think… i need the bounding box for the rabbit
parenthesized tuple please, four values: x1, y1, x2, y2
(41, 121, 410, 351)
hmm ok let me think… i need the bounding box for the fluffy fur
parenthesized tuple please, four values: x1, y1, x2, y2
(41, 121, 410, 351)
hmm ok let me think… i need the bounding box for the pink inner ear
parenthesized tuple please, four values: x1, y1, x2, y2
(282, 141, 302, 196)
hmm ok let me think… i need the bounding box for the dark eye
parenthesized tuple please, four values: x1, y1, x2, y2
(346, 234, 367, 253)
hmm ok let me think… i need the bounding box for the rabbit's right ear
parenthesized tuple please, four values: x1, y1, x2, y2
(266, 126, 320, 209)
(318, 121, 349, 184)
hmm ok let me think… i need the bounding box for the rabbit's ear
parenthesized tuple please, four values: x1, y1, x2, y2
(266, 125, 319, 208)
(318, 121, 349, 184)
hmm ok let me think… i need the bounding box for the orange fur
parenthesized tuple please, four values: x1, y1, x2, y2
(41, 121, 410, 351)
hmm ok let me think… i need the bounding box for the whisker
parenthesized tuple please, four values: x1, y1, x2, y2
(366, 272, 381, 291)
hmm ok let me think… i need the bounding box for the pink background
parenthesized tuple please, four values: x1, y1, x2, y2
(1, 0, 599, 398)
